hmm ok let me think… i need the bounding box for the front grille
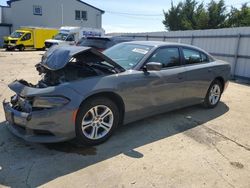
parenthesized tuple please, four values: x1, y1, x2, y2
(4, 40, 9, 44)
(11, 94, 32, 113)
(10, 40, 17, 44)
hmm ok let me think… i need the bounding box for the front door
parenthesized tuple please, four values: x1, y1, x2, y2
(145, 47, 186, 109)
(122, 47, 187, 123)
(20, 32, 33, 47)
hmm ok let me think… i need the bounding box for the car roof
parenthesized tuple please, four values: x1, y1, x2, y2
(123, 41, 209, 54)
(85, 36, 132, 40)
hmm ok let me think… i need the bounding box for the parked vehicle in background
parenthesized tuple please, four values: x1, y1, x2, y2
(3, 27, 58, 51)
(77, 36, 133, 51)
(3, 41, 231, 145)
(45, 26, 105, 48)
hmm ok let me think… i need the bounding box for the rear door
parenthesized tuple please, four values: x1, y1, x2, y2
(181, 47, 214, 103)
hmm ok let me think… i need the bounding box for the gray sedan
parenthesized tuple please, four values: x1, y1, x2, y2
(3, 41, 231, 145)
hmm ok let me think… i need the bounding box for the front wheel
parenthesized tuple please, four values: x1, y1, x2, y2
(75, 97, 120, 145)
(203, 80, 222, 108)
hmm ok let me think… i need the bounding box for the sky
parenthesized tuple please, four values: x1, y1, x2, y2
(0, 0, 248, 33)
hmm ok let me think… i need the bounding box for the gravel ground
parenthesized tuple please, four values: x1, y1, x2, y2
(0, 49, 250, 188)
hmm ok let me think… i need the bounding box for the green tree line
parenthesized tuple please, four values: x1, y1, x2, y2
(163, 0, 250, 31)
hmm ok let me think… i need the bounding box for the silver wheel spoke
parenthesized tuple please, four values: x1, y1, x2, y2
(212, 96, 216, 104)
(100, 108, 111, 118)
(101, 121, 112, 128)
(90, 126, 98, 139)
(100, 124, 110, 131)
(82, 119, 92, 126)
(90, 107, 98, 117)
(82, 124, 92, 131)
(214, 93, 220, 97)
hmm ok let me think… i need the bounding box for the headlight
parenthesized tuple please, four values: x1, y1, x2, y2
(33, 96, 70, 108)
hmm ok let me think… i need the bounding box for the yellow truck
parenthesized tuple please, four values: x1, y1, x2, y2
(3, 27, 58, 51)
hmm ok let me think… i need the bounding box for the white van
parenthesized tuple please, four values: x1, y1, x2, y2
(45, 26, 105, 48)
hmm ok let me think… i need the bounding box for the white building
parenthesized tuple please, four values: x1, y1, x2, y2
(0, 0, 105, 46)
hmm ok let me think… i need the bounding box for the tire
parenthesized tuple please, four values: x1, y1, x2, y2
(6, 47, 13, 51)
(18, 45, 25, 51)
(203, 79, 223, 108)
(75, 97, 120, 145)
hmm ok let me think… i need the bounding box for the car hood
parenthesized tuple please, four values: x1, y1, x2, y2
(45, 39, 65, 43)
(40, 45, 125, 72)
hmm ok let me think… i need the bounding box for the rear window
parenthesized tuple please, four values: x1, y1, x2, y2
(80, 38, 110, 49)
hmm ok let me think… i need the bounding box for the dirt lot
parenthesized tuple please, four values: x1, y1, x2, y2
(0, 49, 250, 188)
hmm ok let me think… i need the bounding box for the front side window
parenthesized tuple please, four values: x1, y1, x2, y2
(104, 43, 152, 70)
(147, 47, 180, 68)
(21, 33, 31, 41)
(33, 5, 42, 15)
(183, 48, 209, 64)
(54, 33, 69, 41)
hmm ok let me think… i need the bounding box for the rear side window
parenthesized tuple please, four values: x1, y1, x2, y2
(183, 48, 210, 64)
(200, 52, 210, 62)
(147, 47, 180, 68)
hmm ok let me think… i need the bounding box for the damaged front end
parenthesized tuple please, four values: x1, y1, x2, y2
(3, 46, 123, 143)
(2, 80, 75, 143)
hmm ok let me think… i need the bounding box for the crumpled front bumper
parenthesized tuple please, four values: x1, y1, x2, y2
(3, 101, 76, 143)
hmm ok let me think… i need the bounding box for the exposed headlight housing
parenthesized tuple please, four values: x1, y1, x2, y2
(33, 96, 70, 108)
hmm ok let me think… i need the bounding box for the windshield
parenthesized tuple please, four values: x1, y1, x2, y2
(54, 33, 69, 41)
(103, 43, 152, 70)
(10, 31, 24, 38)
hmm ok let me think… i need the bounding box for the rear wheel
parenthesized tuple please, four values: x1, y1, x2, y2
(203, 80, 223, 108)
(75, 97, 120, 145)
(18, 45, 25, 51)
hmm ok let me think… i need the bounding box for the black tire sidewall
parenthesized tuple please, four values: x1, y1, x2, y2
(204, 80, 222, 108)
(19, 45, 25, 51)
(75, 97, 120, 145)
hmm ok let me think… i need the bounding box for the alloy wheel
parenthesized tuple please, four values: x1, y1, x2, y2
(209, 84, 221, 105)
(81, 105, 114, 140)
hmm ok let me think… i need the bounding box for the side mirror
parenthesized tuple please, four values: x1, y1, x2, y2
(144, 62, 162, 71)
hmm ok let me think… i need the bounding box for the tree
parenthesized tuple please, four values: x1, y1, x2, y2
(163, 1, 183, 31)
(227, 3, 250, 27)
(207, 0, 227, 29)
(194, 3, 209, 29)
(163, 0, 227, 30)
(163, 0, 208, 30)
